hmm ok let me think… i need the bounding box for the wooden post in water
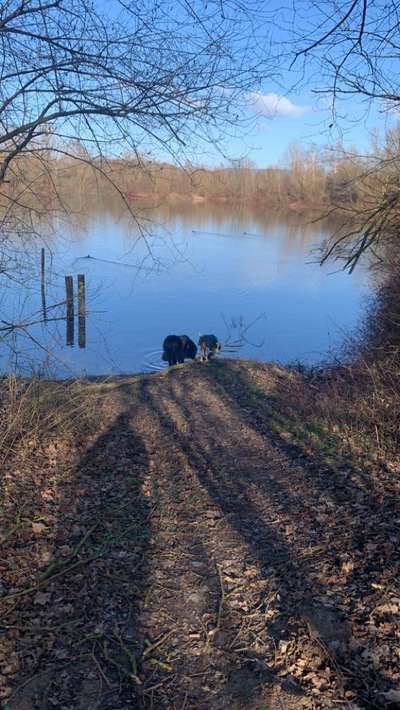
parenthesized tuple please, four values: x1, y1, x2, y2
(41, 247, 47, 322)
(77, 274, 86, 348)
(65, 275, 74, 346)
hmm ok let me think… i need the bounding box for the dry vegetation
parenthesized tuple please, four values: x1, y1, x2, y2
(0, 335, 400, 708)
(297, 261, 400, 463)
(0, 139, 370, 219)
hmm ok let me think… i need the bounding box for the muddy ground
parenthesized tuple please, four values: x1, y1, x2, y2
(1, 360, 399, 709)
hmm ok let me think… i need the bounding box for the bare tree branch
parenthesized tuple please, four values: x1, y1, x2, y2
(0, 0, 271, 277)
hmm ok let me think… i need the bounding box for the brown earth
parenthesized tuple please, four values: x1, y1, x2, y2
(1, 360, 400, 709)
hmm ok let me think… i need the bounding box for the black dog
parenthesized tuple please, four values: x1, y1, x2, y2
(198, 334, 221, 361)
(162, 335, 197, 366)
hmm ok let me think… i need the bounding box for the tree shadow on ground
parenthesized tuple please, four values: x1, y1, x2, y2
(134, 361, 398, 708)
(2, 405, 152, 710)
(3, 363, 398, 708)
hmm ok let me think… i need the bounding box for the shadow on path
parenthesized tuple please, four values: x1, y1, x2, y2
(2, 363, 398, 709)
(3, 404, 152, 710)
(132, 361, 398, 708)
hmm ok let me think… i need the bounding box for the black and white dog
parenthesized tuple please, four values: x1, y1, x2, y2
(198, 334, 221, 362)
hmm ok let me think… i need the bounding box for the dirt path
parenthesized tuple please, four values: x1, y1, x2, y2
(1, 361, 400, 709)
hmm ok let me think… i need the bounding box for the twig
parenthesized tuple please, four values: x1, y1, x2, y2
(103, 639, 141, 684)
(0, 619, 82, 632)
(92, 650, 114, 689)
(40, 522, 100, 580)
(216, 563, 225, 629)
(0, 600, 18, 620)
(0, 554, 102, 603)
(143, 630, 174, 658)
(0, 517, 28, 544)
(143, 679, 171, 694)
(113, 627, 141, 682)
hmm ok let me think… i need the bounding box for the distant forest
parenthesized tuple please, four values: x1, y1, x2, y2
(4, 127, 400, 220)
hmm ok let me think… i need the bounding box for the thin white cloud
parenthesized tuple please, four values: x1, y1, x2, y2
(248, 91, 308, 119)
(255, 121, 271, 132)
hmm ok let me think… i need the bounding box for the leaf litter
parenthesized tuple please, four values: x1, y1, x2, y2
(0, 361, 399, 708)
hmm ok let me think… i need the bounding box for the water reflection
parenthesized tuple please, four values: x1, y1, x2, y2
(0, 204, 370, 378)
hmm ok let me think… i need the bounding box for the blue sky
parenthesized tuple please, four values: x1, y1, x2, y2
(214, 88, 392, 168)
(95, 0, 395, 168)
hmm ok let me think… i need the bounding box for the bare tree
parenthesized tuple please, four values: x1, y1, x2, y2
(287, 0, 400, 270)
(0, 0, 272, 354)
(292, 0, 400, 110)
(0, 0, 271, 251)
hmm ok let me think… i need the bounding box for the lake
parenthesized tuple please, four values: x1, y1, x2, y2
(0, 204, 371, 378)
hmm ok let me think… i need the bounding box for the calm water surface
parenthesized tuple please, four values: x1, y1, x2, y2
(0, 205, 371, 377)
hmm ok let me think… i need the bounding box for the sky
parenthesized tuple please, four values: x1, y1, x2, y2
(197, 92, 389, 168)
(95, 0, 395, 169)
(215, 88, 392, 169)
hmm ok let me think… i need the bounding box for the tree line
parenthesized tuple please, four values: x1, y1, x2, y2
(2, 128, 400, 218)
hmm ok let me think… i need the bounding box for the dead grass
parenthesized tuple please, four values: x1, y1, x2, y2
(293, 265, 400, 463)
(0, 377, 96, 462)
(0, 375, 111, 551)
(297, 360, 400, 461)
